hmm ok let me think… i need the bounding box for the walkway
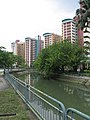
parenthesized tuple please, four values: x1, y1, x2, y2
(0, 76, 9, 91)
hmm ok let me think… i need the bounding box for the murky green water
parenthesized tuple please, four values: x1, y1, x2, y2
(14, 72, 90, 116)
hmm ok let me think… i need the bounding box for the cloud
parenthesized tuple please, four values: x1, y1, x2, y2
(0, 0, 78, 51)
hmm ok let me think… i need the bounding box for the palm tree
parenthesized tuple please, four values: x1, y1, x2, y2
(75, 0, 90, 30)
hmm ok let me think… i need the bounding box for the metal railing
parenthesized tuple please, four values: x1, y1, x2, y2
(66, 108, 90, 120)
(4, 72, 66, 120)
(4, 72, 90, 120)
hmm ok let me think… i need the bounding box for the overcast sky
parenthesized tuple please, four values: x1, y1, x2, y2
(0, 0, 79, 51)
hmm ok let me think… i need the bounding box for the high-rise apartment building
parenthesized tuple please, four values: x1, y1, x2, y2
(62, 19, 77, 43)
(25, 37, 36, 67)
(35, 35, 44, 58)
(11, 40, 20, 55)
(11, 40, 25, 59)
(84, 25, 90, 44)
(83, 23, 90, 57)
(25, 36, 44, 67)
(43, 33, 62, 48)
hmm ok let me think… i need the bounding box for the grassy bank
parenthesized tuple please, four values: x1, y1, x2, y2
(0, 87, 37, 120)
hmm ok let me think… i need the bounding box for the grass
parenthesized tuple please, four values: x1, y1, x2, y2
(0, 87, 37, 120)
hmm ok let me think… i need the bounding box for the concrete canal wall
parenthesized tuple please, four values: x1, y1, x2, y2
(58, 74, 90, 86)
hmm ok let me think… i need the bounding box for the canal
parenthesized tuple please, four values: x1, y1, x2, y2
(13, 71, 90, 116)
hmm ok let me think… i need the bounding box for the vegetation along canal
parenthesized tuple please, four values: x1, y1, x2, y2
(13, 71, 90, 116)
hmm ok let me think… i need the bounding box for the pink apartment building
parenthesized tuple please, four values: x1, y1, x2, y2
(25, 36, 44, 67)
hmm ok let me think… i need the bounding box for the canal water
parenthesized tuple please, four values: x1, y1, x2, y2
(14, 72, 90, 116)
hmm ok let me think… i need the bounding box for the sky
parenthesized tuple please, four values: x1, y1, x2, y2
(0, 0, 79, 51)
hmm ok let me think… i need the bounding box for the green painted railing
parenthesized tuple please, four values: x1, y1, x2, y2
(4, 71, 90, 120)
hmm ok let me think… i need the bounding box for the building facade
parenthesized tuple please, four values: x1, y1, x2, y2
(25, 36, 44, 67)
(25, 37, 36, 67)
(62, 19, 77, 43)
(35, 35, 44, 58)
(83, 23, 90, 57)
(11, 40, 25, 58)
(43, 33, 62, 48)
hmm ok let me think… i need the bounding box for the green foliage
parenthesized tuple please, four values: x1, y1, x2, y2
(0, 48, 9, 68)
(0, 47, 26, 69)
(14, 55, 25, 68)
(84, 69, 90, 73)
(33, 41, 86, 78)
(75, 0, 90, 30)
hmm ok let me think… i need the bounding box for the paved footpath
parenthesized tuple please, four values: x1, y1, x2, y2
(0, 76, 9, 91)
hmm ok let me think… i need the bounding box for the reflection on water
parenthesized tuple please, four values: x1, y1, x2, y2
(14, 72, 90, 116)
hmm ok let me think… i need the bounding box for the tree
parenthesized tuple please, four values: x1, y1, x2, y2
(0, 47, 26, 69)
(33, 47, 50, 77)
(0, 47, 7, 68)
(33, 41, 86, 78)
(15, 55, 26, 68)
(75, 0, 90, 30)
(5, 52, 17, 69)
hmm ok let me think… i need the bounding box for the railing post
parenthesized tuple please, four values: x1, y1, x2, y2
(59, 103, 66, 120)
(25, 84, 29, 103)
(66, 108, 90, 120)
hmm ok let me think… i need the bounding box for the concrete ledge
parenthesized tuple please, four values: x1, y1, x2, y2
(58, 74, 90, 86)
